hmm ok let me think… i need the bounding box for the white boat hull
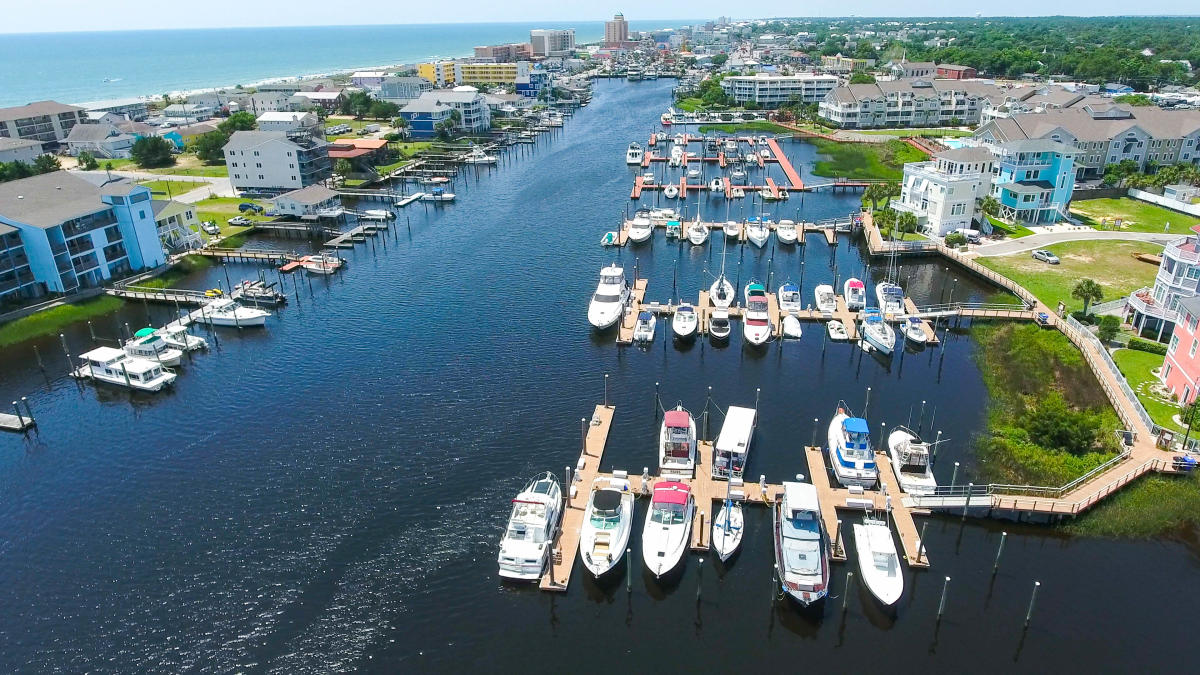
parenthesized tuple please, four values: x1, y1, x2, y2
(862, 323, 896, 355)
(688, 225, 708, 245)
(814, 285, 837, 313)
(827, 320, 848, 340)
(580, 491, 635, 578)
(672, 314, 698, 339)
(712, 502, 743, 562)
(783, 315, 803, 338)
(628, 226, 653, 243)
(641, 497, 694, 577)
(709, 278, 734, 308)
(588, 302, 624, 329)
(827, 413, 879, 488)
(853, 522, 904, 607)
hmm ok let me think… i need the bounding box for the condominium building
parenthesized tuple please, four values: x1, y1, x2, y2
(0, 172, 167, 301)
(379, 76, 434, 104)
(475, 43, 534, 62)
(162, 104, 215, 123)
(418, 61, 458, 88)
(819, 78, 1005, 128)
(399, 87, 491, 138)
(604, 13, 629, 47)
(0, 100, 85, 146)
(76, 97, 151, 122)
(820, 54, 875, 73)
(890, 147, 995, 236)
(454, 61, 531, 85)
(255, 111, 321, 137)
(529, 29, 576, 57)
(223, 130, 332, 195)
(1160, 295, 1200, 403)
(720, 73, 839, 107)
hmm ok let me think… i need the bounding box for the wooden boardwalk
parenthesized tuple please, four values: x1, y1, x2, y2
(615, 278, 649, 344)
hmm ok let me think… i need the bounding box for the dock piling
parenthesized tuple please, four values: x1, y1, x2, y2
(962, 484, 973, 520)
(696, 557, 704, 601)
(993, 531, 1007, 573)
(626, 548, 633, 592)
(21, 397, 34, 426)
(604, 373, 609, 407)
(1024, 581, 1041, 627)
(918, 400, 927, 432)
(950, 462, 960, 490)
(87, 321, 96, 342)
(938, 576, 951, 619)
(834, 519, 843, 556)
(580, 418, 587, 455)
(843, 571, 853, 610)
(811, 418, 819, 449)
(12, 401, 23, 425)
(33, 345, 44, 373)
(863, 386, 871, 419)
(879, 422, 886, 452)
(917, 521, 928, 563)
(59, 333, 72, 368)
(933, 430, 942, 463)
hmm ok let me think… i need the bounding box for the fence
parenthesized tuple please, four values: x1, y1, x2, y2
(1128, 188, 1200, 217)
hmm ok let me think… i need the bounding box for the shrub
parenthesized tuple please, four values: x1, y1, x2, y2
(1070, 311, 1096, 325)
(1097, 315, 1121, 342)
(945, 232, 967, 246)
(1128, 337, 1168, 355)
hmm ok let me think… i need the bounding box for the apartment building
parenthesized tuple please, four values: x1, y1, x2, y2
(77, 97, 151, 122)
(820, 78, 1004, 128)
(0, 100, 85, 147)
(223, 130, 332, 195)
(820, 54, 875, 73)
(379, 76, 434, 104)
(162, 104, 215, 123)
(720, 73, 839, 107)
(0, 172, 167, 301)
(418, 61, 458, 88)
(890, 147, 995, 236)
(255, 111, 321, 137)
(1161, 295, 1200, 404)
(475, 42, 534, 62)
(529, 29, 576, 57)
(604, 13, 630, 47)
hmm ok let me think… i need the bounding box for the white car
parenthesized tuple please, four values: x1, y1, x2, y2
(1032, 249, 1060, 264)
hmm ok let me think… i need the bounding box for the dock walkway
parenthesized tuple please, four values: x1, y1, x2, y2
(0, 410, 35, 433)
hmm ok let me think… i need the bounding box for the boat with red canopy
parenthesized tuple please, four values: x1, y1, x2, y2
(659, 406, 698, 475)
(641, 481, 695, 578)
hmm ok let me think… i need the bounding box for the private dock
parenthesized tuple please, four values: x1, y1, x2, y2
(0, 403, 36, 433)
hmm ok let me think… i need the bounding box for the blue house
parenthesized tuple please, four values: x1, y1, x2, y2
(399, 98, 453, 139)
(1103, 83, 1135, 95)
(988, 139, 1077, 224)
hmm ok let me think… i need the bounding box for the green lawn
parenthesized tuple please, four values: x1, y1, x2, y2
(696, 122, 793, 134)
(1111, 348, 1184, 432)
(978, 240, 1161, 311)
(0, 296, 125, 348)
(1070, 197, 1200, 235)
(674, 97, 704, 112)
(101, 154, 228, 177)
(138, 179, 207, 198)
(192, 196, 270, 238)
(1064, 472, 1200, 538)
(324, 117, 390, 141)
(809, 139, 927, 180)
(856, 128, 974, 138)
(987, 215, 1035, 238)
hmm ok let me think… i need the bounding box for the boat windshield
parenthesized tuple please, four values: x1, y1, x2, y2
(593, 292, 621, 303)
(599, 273, 623, 285)
(712, 318, 729, 329)
(748, 298, 767, 312)
(650, 502, 687, 525)
(590, 490, 623, 528)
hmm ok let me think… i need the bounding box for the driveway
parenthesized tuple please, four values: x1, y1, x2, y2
(974, 230, 1176, 256)
(75, 169, 234, 201)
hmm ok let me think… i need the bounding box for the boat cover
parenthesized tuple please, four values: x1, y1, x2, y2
(781, 283, 798, 292)
(593, 489, 622, 512)
(638, 311, 653, 321)
(653, 482, 691, 504)
(843, 417, 870, 434)
(848, 280, 864, 289)
(134, 327, 156, 338)
(676, 305, 694, 314)
(664, 410, 690, 428)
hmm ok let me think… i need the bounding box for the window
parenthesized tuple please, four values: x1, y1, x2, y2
(138, 210, 145, 219)
(1189, 313, 1199, 332)
(951, 203, 966, 215)
(1170, 335, 1180, 353)
(1190, 338, 1197, 358)
(256, 163, 262, 168)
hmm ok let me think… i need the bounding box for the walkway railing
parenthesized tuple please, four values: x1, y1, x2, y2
(1062, 314, 1159, 435)
(915, 448, 1134, 503)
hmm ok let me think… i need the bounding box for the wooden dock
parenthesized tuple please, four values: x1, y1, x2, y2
(0, 410, 35, 433)
(615, 278, 649, 344)
(191, 248, 299, 264)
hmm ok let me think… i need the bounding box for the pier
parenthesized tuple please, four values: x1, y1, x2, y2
(0, 403, 36, 433)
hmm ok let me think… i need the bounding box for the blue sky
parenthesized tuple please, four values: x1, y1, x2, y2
(5, 2, 1197, 34)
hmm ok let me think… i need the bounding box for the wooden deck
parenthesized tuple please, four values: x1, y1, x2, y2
(615, 278, 649, 344)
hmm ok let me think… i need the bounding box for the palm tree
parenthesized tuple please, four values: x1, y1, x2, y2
(1071, 278, 1104, 315)
(980, 195, 1000, 217)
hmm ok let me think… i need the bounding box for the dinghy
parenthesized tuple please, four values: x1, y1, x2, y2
(826, 319, 849, 341)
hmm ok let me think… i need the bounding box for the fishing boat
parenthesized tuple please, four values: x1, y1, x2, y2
(709, 178, 724, 193)
(641, 481, 695, 577)
(71, 346, 176, 392)
(730, 187, 745, 199)
(759, 148, 771, 159)
(587, 264, 630, 329)
(153, 325, 207, 351)
(743, 282, 772, 346)
(421, 187, 456, 202)
(672, 304, 698, 339)
(887, 426, 938, 495)
(360, 209, 394, 220)
(904, 316, 928, 345)
(777, 281, 802, 312)
(876, 281, 905, 316)
(687, 218, 708, 245)
(462, 147, 497, 164)
(660, 407, 697, 474)
(712, 498, 743, 563)
(814, 284, 837, 313)
(627, 210, 653, 243)
(123, 332, 183, 367)
(722, 220, 741, 239)
(783, 314, 803, 338)
(497, 472, 562, 580)
(859, 307, 896, 355)
(708, 309, 732, 341)
(746, 218, 769, 248)
(853, 514, 904, 607)
(844, 278, 866, 310)
(672, 133, 686, 146)
(773, 481, 831, 607)
(195, 297, 269, 327)
(579, 476, 635, 578)
(649, 207, 680, 222)
(712, 405, 755, 479)
(302, 253, 343, 275)
(642, 172, 656, 185)
(625, 142, 644, 165)
(663, 184, 679, 199)
(827, 319, 849, 341)
(827, 403, 879, 488)
(776, 220, 798, 245)
(633, 310, 657, 343)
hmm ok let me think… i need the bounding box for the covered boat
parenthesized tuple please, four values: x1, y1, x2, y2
(827, 405, 878, 488)
(876, 281, 905, 315)
(743, 282, 772, 345)
(904, 316, 928, 345)
(641, 481, 695, 577)
(712, 405, 755, 479)
(814, 284, 837, 314)
(774, 481, 830, 606)
(579, 477, 635, 577)
(633, 310, 657, 343)
(844, 278, 866, 310)
(778, 281, 802, 312)
(659, 407, 697, 475)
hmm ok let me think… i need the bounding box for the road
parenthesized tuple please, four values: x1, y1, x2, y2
(974, 230, 1176, 256)
(76, 169, 234, 202)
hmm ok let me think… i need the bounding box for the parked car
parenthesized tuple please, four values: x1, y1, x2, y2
(238, 202, 264, 213)
(1032, 249, 1060, 264)
(200, 220, 220, 235)
(227, 216, 252, 226)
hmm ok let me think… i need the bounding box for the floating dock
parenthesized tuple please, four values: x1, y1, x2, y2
(0, 409, 35, 433)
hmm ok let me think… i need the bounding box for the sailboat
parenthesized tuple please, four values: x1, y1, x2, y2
(853, 512, 904, 607)
(687, 216, 708, 246)
(746, 218, 769, 248)
(860, 307, 896, 355)
(876, 281, 905, 316)
(712, 473, 744, 562)
(709, 237, 735, 309)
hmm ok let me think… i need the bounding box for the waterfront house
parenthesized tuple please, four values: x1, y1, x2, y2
(399, 98, 452, 138)
(1161, 295, 1200, 404)
(64, 122, 138, 159)
(400, 87, 491, 138)
(270, 184, 343, 218)
(0, 172, 167, 302)
(151, 200, 203, 251)
(891, 147, 994, 236)
(223, 130, 332, 195)
(379, 76, 434, 104)
(0, 100, 85, 148)
(1127, 234, 1200, 342)
(0, 137, 45, 164)
(987, 139, 1077, 224)
(256, 111, 321, 138)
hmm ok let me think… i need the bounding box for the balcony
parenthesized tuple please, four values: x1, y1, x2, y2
(1127, 287, 1175, 321)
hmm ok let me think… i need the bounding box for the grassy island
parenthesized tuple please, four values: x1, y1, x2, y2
(808, 139, 926, 180)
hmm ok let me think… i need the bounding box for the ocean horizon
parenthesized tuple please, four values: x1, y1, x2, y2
(0, 20, 676, 107)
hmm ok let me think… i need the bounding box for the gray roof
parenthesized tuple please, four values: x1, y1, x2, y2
(171, 122, 219, 138)
(0, 137, 42, 152)
(66, 122, 130, 143)
(401, 98, 452, 114)
(0, 222, 15, 236)
(1176, 294, 1200, 319)
(0, 100, 84, 122)
(1002, 180, 1056, 194)
(0, 171, 125, 228)
(934, 147, 994, 163)
(994, 106, 1200, 143)
(223, 130, 327, 151)
(274, 184, 339, 205)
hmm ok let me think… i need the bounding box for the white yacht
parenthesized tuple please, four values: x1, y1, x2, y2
(712, 405, 755, 479)
(844, 278, 866, 310)
(579, 477, 635, 578)
(660, 407, 697, 475)
(72, 346, 176, 392)
(774, 481, 831, 607)
(876, 281, 905, 316)
(743, 282, 772, 346)
(724, 139, 738, 153)
(153, 325, 207, 351)
(625, 141, 644, 165)
(641, 481, 695, 578)
(633, 310, 657, 343)
(827, 404, 879, 488)
(860, 307, 896, 355)
(462, 147, 497, 164)
(814, 284, 837, 313)
(627, 210, 654, 243)
(649, 207, 680, 222)
(887, 426, 938, 495)
(123, 332, 183, 367)
(194, 297, 269, 327)
(709, 177, 724, 193)
(778, 281, 802, 312)
(708, 309, 732, 341)
(687, 218, 708, 245)
(722, 220, 741, 239)
(497, 472, 562, 581)
(904, 316, 929, 345)
(853, 514, 904, 607)
(587, 264, 630, 329)
(712, 498, 744, 562)
(672, 304, 698, 339)
(746, 218, 769, 248)
(776, 220, 798, 245)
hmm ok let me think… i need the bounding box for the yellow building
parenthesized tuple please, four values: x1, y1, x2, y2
(418, 61, 533, 86)
(417, 61, 456, 87)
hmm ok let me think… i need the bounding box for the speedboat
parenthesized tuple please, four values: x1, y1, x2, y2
(579, 477, 635, 578)
(778, 189, 789, 201)
(302, 253, 343, 275)
(663, 184, 679, 199)
(853, 514, 904, 607)
(687, 218, 708, 245)
(497, 472, 562, 580)
(649, 207, 680, 222)
(627, 210, 653, 243)
(709, 178, 724, 193)
(844, 278, 866, 310)
(904, 316, 928, 345)
(660, 406, 697, 474)
(641, 172, 656, 185)
(71, 346, 176, 392)
(195, 297, 269, 327)
(759, 187, 776, 201)
(778, 281, 802, 312)
(123, 332, 183, 367)
(783, 314, 803, 339)
(743, 282, 772, 346)
(626, 141, 644, 164)
(730, 187, 745, 198)
(827, 403, 879, 488)
(887, 426, 938, 495)
(672, 304, 698, 339)
(859, 307, 896, 355)
(686, 168, 701, 180)
(759, 148, 771, 159)
(723, 220, 741, 239)
(774, 481, 830, 607)
(709, 309, 732, 340)
(421, 187, 456, 201)
(712, 499, 743, 562)
(876, 281, 905, 316)
(730, 169, 746, 182)
(709, 274, 734, 308)
(600, 231, 619, 246)
(724, 139, 738, 153)
(462, 147, 496, 164)
(153, 325, 207, 351)
(641, 481, 695, 577)
(827, 319, 848, 341)
(776, 220, 798, 244)
(633, 310, 657, 343)
(814, 284, 837, 313)
(746, 218, 769, 248)
(587, 264, 630, 329)
(361, 209, 393, 220)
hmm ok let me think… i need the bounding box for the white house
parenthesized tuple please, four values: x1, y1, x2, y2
(249, 90, 294, 114)
(162, 104, 215, 123)
(223, 130, 332, 195)
(64, 122, 138, 159)
(0, 137, 45, 164)
(255, 111, 320, 137)
(270, 184, 343, 218)
(890, 146, 994, 236)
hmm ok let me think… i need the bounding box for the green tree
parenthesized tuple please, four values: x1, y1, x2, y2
(192, 130, 231, 163)
(864, 182, 894, 210)
(849, 72, 877, 84)
(1113, 94, 1154, 106)
(980, 195, 1000, 217)
(1071, 278, 1104, 315)
(32, 154, 61, 174)
(1097, 315, 1121, 342)
(217, 111, 257, 134)
(896, 211, 918, 234)
(130, 136, 176, 168)
(710, 53, 729, 67)
(334, 159, 353, 178)
(76, 151, 99, 171)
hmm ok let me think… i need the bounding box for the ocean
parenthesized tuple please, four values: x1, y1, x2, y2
(0, 21, 666, 107)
